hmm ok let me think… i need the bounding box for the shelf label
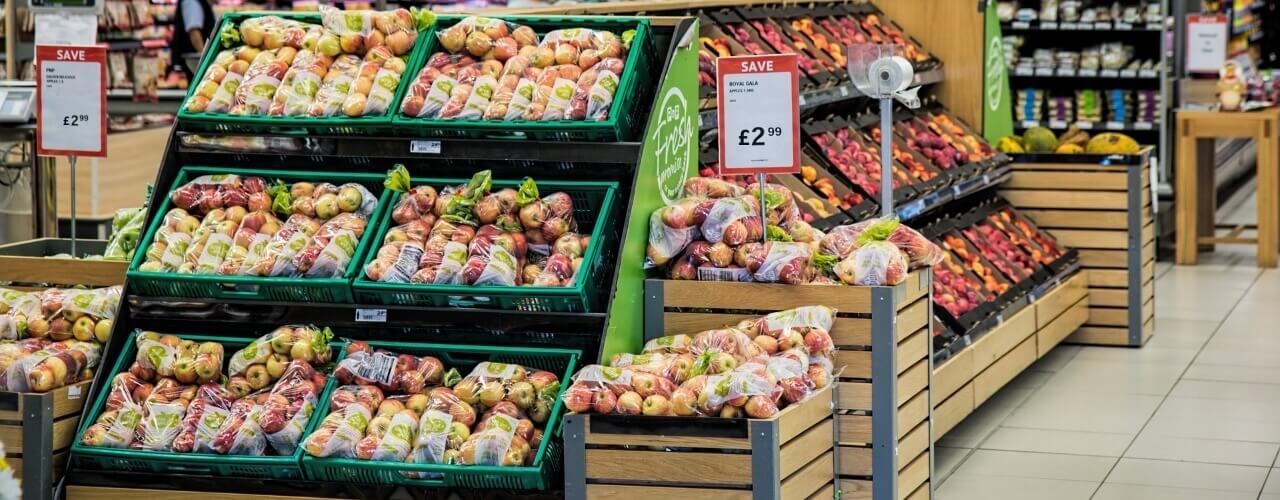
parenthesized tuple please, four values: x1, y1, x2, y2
(1020, 120, 1039, 128)
(68, 384, 82, 400)
(1100, 69, 1120, 78)
(839, 85, 850, 97)
(1115, 22, 1133, 30)
(1138, 69, 1158, 78)
(1035, 68, 1054, 76)
(1076, 121, 1095, 129)
(1078, 22, 1093, 30)
(1119, 69, 1138, 77)
(1105, 121, 1125, 130)
(1094, 22, 1111, 30)
(1146, 22, 1163, 31)
(1134, 121, 1154, 130)
(1011, 21, 1030, 29)
(355, 308, 388, 322)
(1060, 22, 1078, 30)
(1078, 69, 1098, 77)
(1048, 119, 1069, 128)
(410, 140, 441, 154)
(1056, 68, 1075, 77)
(36, 45, 106, 157)
(1040, 21, 1057, 29)
(1014, 67, 1034, 76)
(716, 54, 800, 175)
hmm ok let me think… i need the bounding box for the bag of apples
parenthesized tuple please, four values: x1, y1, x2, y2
(171, 383, 237, 453)
(258, 360, 327, 455)
(79, 377, 146, 448)
(453, 361, 559, 421)
(227, 324, 334, 390)
(331, 341, 451, 394)
(132, 332, 223, 386)
(1, 340, 100, 392)
(0, 288, 42, 341)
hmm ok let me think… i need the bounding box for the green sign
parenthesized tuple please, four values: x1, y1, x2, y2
(602, 19, 699, 362)
(982, 3, 1014, 142)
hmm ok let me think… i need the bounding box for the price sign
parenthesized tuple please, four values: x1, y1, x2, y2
(36, 44, 106, 157)
(716, 54, 800, 175)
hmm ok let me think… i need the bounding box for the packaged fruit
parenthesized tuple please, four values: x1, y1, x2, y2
(332, 341, 450, 394)
(453, 361, 557, 413)
(0, 339, 101, 392)
(456, 413, 526, 465)
(80, 384, 145, 449)
(831, 219, 910, 286)
(171, 383, 237, 453)
(228, 324, 334, 380)
(303, 403, 371, 458)
(132, 332, 223, 385)
(257, 360, 325, 455)
(0, 289, 42, 341)
(354, 399, 419, 461)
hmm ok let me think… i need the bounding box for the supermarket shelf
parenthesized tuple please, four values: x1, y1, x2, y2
(696, 67, 946, 131)
(1002, 20, 1164, 31)
(1009, 66, 1162, 79)
(104, 38, 171, 50)
(898, 164, 1013, 222)
(1015, 119, 1159, 132)
(107, 89, 185, 114)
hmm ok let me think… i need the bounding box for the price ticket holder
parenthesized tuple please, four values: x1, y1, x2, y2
(35, 44, 107, 254)
(715, 54, 801, 240)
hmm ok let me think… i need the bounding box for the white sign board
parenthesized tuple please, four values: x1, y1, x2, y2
(36, 45, 106, 157)
(715, 54, 800, 175)
(1186, 14, 1228, 74)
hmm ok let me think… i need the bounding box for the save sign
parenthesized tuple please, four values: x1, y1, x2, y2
(715, 53, 800, 175)
(36, 44, 107, 157)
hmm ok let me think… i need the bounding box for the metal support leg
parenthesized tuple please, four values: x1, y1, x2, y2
(643, 280, 665, 344)
(23, 394, 53, 500)
(1128, 164, 1144, 346)
(750, 420, 780, 500)
(563, 415, 586, 500)
(870, 287, 898, 500)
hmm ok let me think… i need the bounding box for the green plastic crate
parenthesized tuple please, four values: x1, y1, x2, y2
(177, 11, 435, 136)
(390, 15, 655, 141)
(351, 177, 618, 312)
(70, 331, 345, 479)
(301, 341, 578, 490)
(126, 166, 392, 303)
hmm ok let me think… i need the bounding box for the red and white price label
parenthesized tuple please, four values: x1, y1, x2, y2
(36, 44, 106, 158)
(716, 54, 800, 175)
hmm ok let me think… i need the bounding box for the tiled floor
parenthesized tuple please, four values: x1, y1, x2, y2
(937, 254, 1280, 499)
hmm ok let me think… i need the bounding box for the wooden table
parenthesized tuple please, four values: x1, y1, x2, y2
(1175, 108, 1280, 267)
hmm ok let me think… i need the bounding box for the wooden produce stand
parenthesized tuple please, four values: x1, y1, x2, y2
(0, 239, 127, 289)
(1000, 149, 1155, 346)
(932, 272, 1088, 440)
(641, 270, 933, 500)
(1, 381, 92, 500)
(563, 385, 835, 499)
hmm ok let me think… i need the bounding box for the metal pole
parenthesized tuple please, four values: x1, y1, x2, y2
(69, 155, 77, 255)
(880, 96, 894, 216)
(757, 172, 768, 240)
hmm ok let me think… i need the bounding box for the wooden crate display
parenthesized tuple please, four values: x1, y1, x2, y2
(0, 239, 127, 289)
(1000, 149, 1155, 346)
(1, 381, 92, 500)
(562, 385, 834, 499)
(636, 272, 934, 499)
(930, 271, 1089, 443)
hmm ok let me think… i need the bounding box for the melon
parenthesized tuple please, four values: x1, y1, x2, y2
(1022, 127, 1058, 152)
(1085, 133, 1140, 155)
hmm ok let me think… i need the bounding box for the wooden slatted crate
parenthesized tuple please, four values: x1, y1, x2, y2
(1000, 149, 1155, 346)
(635, 270, 933, 500)
(0, 239, 127, 289)
(563, 385, 834, 499)
(930, 271, 1089, 443)
(0, 381, 92, 500)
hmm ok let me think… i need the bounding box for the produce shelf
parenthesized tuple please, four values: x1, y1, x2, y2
(1002, 20, 1164, 31)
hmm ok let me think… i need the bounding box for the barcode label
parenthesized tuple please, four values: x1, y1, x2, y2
(410, 140, 441, 154)
(68, 385, 82, 400)
(356, 308, 388, 322)
(696, 266, 752, 282)
(358, 352, 398, 385)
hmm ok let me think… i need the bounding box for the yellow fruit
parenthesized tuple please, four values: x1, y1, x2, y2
(1022, 127, 1058, 152)
(1085, 133, 1141, 155)
(1056, 143, 1084, 154)
(996, 136, 1025, 153)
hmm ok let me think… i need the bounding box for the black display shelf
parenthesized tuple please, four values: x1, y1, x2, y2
(1002, 20, 1164, 31)
(1015, 119, 1159, 133)
(1009, 66, 1162, 79)
(897, 165, 1013, 222)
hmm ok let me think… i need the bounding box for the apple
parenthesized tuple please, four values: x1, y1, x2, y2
(753, 335, 778, 355)
(478, 381, 506, 408)
(529, 397, 552, 424)
(337, 186, 363, 213)
(719, 405, 743, 418)
(592, 390, 618, 414)
(269, 329, 294, 354)
(28, 366, 55, 392)
(244, 365, 270, 390)
(406, 394, 428, 415)
(631, 372, 659, 398)
(315, 194, 340, 220)
(807, 364, 831, 389)
(508, 381, 535, 409)
(377, 399, 405, 418)
(290, 340, 315, 363)
(173, 359, 198, 384)
(616, 391, 643, 415)
(49, 318, 72, 341)
(266, 355, 288, 379)
(707, 352, 738, 374)
(670, 388, 697, 416)
(744, 395, 779, 419)
(80, 424, 108, 446)
(194, 359, 219, 382)
(27, 318, 50, 339)
(778, 330, 804, 351)
(71, 317, 96, 342)
(641, 394, 671, 416)
(93, 319, 112, 343)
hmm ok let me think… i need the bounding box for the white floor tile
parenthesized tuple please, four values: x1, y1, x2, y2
(935, 473, 1098, 500)
(1002, 369, 1054, 392)
(980, 427, 1133, 457)
(951, 449, 1116, 482)
(1001, 390, 1163, 434)
(937, 396, 1020, 449)
(1183, 362, 1280, 385)
(1169, 379, 1280, 402)
(1125, 433, 1280, 467)
(1105, 458, 1270, 492)
(1027, 345, 1080, 373)
(1265, 469, 1280, 493)
(1070, 345, 1200, 366)
(1035, 359, 1186, 396)
(1144, 396, 1280, 443)
(1092, 483, 1258, 500)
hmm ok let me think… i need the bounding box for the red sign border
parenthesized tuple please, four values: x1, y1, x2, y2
(715, 53, 801, 176)
(36, 44, 108, 158)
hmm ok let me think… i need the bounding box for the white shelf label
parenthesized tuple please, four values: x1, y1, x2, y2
(1040, 21, 1058, 29)
(1134, 121, 1155, 130)
(1094, 22, 1111, 30)
(1106, 121, 1125, 130)
(356, 308, 388, 322)
(1120, 69, 1138, 78)
(410, 140, 441, 154)
(1139, 69, 1158, 78)
(1015, 67, 1034, 76)
(1012, 21, 1030, 29)
(1021, 120, 1040, 128)
(1115, 22, 1133, 30)
(36, 45, 107, 157)
(1076, 121, 1095, 129)
(1035, 68, 1054, 76)
(1100, 69, 1120, 78)
(1078, 69, 1098, 77)
(1048, 119, 1069, 128)
(1061, 22, 1078, 29)
(716, 54, 801, 175)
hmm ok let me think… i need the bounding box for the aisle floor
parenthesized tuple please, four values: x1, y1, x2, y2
(937, 252, 1280, 499)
